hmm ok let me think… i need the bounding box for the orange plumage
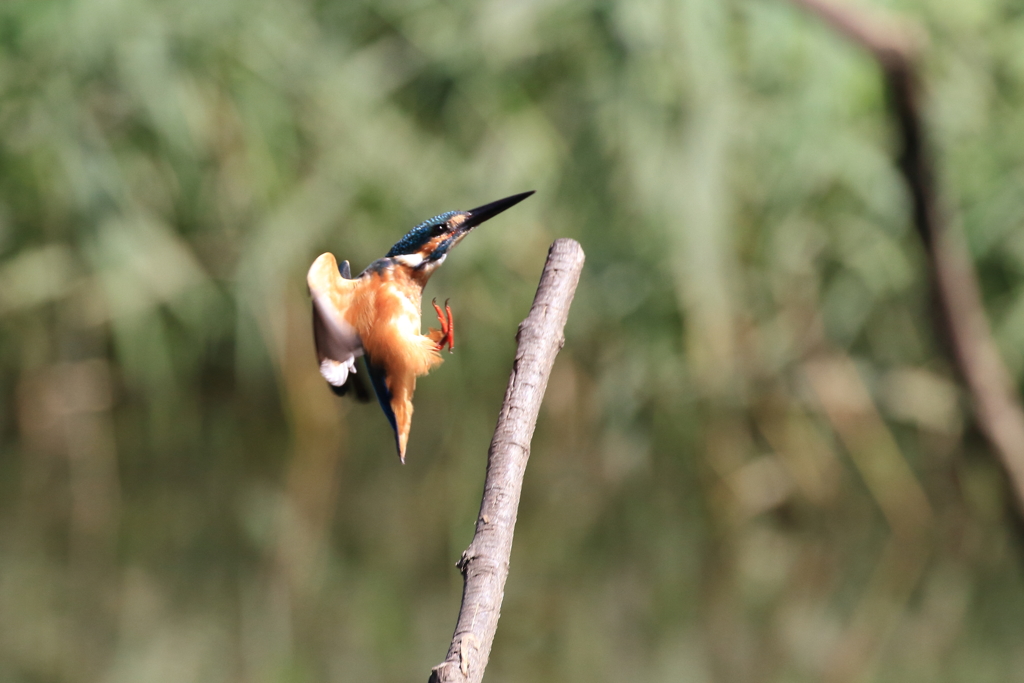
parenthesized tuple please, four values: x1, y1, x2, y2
(307, 191, 533, 462)
(307, 252, 445, 461)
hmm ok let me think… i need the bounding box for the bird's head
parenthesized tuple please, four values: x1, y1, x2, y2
(386, 191, 534, 272)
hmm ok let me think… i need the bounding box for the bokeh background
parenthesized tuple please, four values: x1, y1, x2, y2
(2, 0, 1024, 681)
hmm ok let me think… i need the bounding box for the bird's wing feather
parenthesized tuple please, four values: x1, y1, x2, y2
(312, 295, 363, 387)
(364, 351, 401, 455)
(308, 254, 364, 393)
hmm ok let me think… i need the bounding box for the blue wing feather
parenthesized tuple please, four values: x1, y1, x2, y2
(364, 352, 401, 455)
(338, 259, 352, 279)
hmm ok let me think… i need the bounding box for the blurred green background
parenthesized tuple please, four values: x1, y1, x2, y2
(2, 0, 1024, 681)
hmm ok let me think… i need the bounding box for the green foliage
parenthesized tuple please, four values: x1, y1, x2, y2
(1, 0, 1023, 681)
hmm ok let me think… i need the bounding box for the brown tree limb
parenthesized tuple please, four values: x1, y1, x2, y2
(788, 0, 1024, 511)
(429, 238, 585, 683)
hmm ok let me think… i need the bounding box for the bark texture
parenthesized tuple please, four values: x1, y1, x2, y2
(789, 0, 1024, 512)
(429, 238, 585, 683)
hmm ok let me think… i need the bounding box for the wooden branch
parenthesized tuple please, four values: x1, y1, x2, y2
(788, 0, 922, 67)
(788, 0, 1024, 511)
(429, 238, 585, 683)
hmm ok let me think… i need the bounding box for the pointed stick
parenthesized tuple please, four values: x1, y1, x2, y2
(429, 238, 585, 683)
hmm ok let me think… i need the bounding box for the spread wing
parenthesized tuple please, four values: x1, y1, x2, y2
(308, 255, 368, 398)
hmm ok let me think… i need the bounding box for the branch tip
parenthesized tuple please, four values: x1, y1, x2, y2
(428, 239, 584, 682)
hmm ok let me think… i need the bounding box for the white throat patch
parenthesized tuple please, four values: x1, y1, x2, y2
(393, 253, 424, 268)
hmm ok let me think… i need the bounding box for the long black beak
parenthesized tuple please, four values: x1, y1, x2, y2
(462, 191, 535, 231)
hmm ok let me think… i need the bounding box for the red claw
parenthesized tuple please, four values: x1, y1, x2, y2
(445, 299, 454, 353)
(431, 298, 455, 353)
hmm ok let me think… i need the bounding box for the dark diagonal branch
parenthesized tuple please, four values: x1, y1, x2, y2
(429, 238, 585, 683)
(789, 0, 1024, 511)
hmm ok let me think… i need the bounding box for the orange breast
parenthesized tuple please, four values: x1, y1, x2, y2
(348, 268, 440, 382)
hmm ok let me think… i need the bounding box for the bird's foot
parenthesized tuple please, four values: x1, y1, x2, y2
(431, 298, 454, 353)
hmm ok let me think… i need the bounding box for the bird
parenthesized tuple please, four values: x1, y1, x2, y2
(307, 191, 534, 462)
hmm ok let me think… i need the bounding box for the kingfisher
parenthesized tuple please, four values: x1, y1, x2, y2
(307, 191, 534, 462)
